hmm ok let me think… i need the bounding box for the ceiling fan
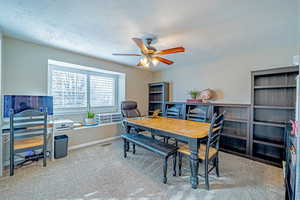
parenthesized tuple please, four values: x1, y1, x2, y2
(112, 37, 185, 67)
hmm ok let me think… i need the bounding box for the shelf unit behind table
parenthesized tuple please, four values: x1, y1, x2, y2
(214, 104, 251, 157)
(148, 82, 169, 116)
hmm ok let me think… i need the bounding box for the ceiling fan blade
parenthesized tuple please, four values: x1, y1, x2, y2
(132, 38, 149, 54)
(156, 47, 185, 55)
(155, 57, 174, 65)
(112, 53, 141, 56)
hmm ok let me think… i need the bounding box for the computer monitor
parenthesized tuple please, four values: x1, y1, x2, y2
(3, 95, 53, 118)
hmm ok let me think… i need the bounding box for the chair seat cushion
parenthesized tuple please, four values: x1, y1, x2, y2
(178, 144, 217, 160)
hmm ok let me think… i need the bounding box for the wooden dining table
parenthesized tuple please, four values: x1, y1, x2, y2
(124, 117, 211, 189)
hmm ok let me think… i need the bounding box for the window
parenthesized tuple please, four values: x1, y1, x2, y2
(51, 70, 88, 109)
(90, 75, 115, 107)
(48, 60, 125, 114)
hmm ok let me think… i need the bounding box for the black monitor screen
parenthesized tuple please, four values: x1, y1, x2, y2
(3, 95, 53, 118)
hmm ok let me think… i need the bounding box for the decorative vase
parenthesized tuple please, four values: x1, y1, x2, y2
(199, 89, 214, 103)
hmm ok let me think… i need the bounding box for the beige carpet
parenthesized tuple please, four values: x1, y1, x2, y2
(0, 139, 284, 200)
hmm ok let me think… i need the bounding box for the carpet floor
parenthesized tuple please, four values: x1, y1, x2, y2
(0, 139, 284, 200)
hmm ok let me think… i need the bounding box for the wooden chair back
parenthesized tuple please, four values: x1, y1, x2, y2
(186, 104, 213, 122)
(205, 112, 225, 159)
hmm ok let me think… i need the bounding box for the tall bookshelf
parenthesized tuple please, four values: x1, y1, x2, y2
(214, 104, 251, 158)
(251, 66, 299, 167)
(148, 82, 169, 116)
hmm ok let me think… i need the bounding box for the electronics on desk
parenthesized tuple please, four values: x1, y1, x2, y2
(96, 113, 122, 124)
(54, 119, 74, 130)
(3, 95, 53, 118)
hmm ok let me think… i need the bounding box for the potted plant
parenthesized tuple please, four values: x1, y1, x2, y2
(187, 90, 202, 103)
(189, 90, 199, 99)
(84, 111, 96, 125)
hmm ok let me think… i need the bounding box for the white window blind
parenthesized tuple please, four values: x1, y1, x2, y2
(51, 70, 87, 109)
(90, 75, 115, 107)
(49, 62, 121, 114)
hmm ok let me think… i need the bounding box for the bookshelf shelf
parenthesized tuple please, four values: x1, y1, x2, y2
(253, 139, 284, 149)
(254, 85, 296, 89)
(254, 105, 295, 110)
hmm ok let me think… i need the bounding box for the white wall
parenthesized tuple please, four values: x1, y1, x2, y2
(153, 49, 297, 104)
(2, 37, 153, 115)
(153, 1, 298, 104)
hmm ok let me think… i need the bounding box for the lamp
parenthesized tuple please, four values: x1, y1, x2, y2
(140, 56, 160, 67)
(151, 57, 160, 66)
(140, 57, 150, 67)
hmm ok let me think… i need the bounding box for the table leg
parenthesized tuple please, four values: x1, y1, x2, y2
(189, 138, 200, 189)
(125, 124, 131, 151)
(125, 124, 131, 133)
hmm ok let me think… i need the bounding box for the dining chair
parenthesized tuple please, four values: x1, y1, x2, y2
(186, 105, 213, 122)
(177, 112, 225, 190)
(9, 109, 48, 176)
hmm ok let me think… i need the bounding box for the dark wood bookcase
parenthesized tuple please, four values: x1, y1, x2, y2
(251, 66, 299, 167)
(148, 82, 169, 116)
(214, 104, 251, 158)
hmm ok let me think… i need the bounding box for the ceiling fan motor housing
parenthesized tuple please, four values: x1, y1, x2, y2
(145, 38, 157, 53)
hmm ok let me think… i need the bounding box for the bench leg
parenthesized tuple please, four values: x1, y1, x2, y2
(173, 153, 177, 176)
(178, 152, 182, 176)
(126, 141, 130, 152)
(133, 144, 136, 154)
(123, 139, 127, 158)
(163, 157, 168, 184)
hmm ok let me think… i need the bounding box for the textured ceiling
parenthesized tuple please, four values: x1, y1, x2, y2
(0, 0, 297, 71)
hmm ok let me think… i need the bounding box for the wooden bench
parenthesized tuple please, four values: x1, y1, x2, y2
(121, 133, 178, 184)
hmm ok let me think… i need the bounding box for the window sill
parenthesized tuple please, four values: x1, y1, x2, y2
(55, 121, 122, 133)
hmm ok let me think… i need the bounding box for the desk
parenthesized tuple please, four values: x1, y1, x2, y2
(124, 117, 210, 189)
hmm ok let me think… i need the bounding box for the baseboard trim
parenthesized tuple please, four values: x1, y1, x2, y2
(68, 136, 121, 151)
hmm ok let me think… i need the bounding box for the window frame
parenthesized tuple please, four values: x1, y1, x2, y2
(48, 64, 119, 115)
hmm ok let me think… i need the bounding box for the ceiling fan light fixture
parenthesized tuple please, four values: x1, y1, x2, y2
(151, 57, 160, 66)
(140, 57, 150, 67)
